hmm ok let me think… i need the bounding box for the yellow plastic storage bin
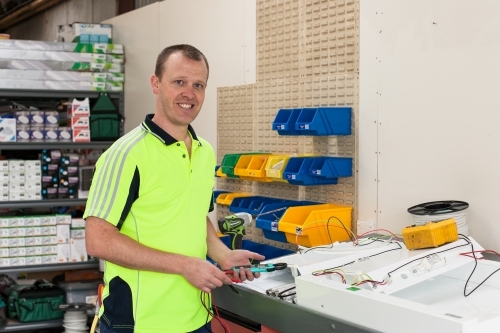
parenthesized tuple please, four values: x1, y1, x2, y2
(278, 204, 353, 247)
(265, 155, 290, 182)
(215, 192, 252, 206)
(216, 167, 227, 178)
(234, 154, 273, 182)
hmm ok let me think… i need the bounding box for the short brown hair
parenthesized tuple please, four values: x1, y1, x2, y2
(155, 44, 209, 80)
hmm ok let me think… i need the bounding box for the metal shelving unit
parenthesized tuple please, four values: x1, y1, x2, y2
(0, 89, 122, 333)
(0, 198, 87, 209)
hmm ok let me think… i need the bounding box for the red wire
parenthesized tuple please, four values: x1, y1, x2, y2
(211, 294, 231, 333)
(460, 250, 500, 259)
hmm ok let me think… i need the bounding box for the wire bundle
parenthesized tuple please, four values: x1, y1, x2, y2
(411, 210, 469, 235)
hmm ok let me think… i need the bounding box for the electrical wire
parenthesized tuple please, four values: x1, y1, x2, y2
(277, 286, 296, 299)
(298, 215, 355, 254)
(200, 292, 230, 333)
(386, 237, 470, 278)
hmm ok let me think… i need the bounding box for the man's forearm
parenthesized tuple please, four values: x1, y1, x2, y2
(86, 216, 188, 275)
(206, 217, 231, 266)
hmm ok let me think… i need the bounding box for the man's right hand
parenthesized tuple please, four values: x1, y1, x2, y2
(182, 257, 233, 293)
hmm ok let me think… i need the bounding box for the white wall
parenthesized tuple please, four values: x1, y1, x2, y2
(359, 0, 500, 250)
(104, 0, 256, 155)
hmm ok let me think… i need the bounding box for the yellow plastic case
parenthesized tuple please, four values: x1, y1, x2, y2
(402, 218, 458, 250)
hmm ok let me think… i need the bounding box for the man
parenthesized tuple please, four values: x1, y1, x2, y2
(84, 44, 264, 333)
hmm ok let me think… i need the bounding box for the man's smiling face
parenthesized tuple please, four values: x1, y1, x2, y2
(154, 51, 208, 128)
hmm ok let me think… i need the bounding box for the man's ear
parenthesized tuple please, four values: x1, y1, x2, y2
(150, 74, 160, 94)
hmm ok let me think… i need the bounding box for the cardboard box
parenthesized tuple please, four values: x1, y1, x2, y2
(25, 246, 43, 255)
(8, 257, 26, 266)
(57, 23, 113, 44)
(26, 180, 42, 191)
(25, 256, 42, 265)
(24, 227, 41, 237)
(0, 40, 123, 54)
(56, 214, 71, 225)
(41, 226, 57, 236)
(42, 245, 57, 255)
(25, 191, 42, 200)
(0, 118, 16, 142)
(9, 192, 25, 201)
(30, 125, 44, 142)
(42, 187, 58, 199)
(70, 238, 88, 262)
(0, 248, 8, 257)
(15, 111, 30, 125)
(41, 255, 57, 264)
(9, 160, 25, 171)
(0, 49, 124, 64)
(39, 215, 57, 226)
(70, 228, 85, 239)
(57, 243, 70, 262)
(69, 98, 90, 117)
(41, 236, 57, 245)
(25, 237, 42, 246)
(8, 247, 26, 257)
(44, 125, 59, 141)
(0, 69, 124, 82)
(24, 217, 39, 227)
(0, 161, 8, 171)
(26, 160, 41, 171)
(59, 127, 72, 141)
(0, 172, 9, 181)
(0, 79, 123, 91)
(1, 59, 124, 73)
(30, 111, 45, 125)
(71, 218, 85, 229)
(56, 224, 70, 243)
(72, 129, 90, 142)
(70, 117, 89, 130)
(16, 125, 31, 142)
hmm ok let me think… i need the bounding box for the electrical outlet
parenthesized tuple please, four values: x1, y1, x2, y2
(357, 220, 375, 236)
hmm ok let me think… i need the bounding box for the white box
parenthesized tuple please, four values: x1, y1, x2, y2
(41, 255, 57, 264)
(0, 160, 9, 171)
(7, 238, 25, 247)
(0, 118, 16, 142)
(57, 23, 112, 44)
(9, 180, 26, 192)
(2, 228, 25, 237)
(26, 173, 42, 182)
(0, 192, 9, 201)
(41, 235, 57, 245)
(9, 160, 25, 171)
(70, 238, 87, 262)
(56, 224, 70, 243)
(25, 246, 43, 256)
(25, 256, 42, 266)
(9, 257, 25, 266)
(0, 258, 9, 266)
(39, 215, 57, 226)
(8, 217, 24, 227)
(0, 238, 8, 247)
(25, 160, 41, 171)
(25, 191, 42, 200)
(44, 125, 59, 141)
(24, 217, 38, 227)
(25, 227, 42, 236)
(8, 247, 26, 257)
(57, 243, 70, 262)
(70, 228, 85, 239)
(0, 248, 8, 257)
(0, 218, 8, 228)
(56, 214, 72, 225)
(41, 226, 57, 236)
(0, 172, 9, 181)
(72, 129, 90, 142)
(70, 117, 89, 130)
(9, 192, 25, 201)
(25, 236, 42, 246)
(42, 245, 57, 255)
(69, 98, 90, 117)
(71, 218, 86, 228)
(10, 171, 25, 182)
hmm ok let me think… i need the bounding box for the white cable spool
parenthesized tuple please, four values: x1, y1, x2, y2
(60, 303, 94, 333)
(407, 201, 469, 236)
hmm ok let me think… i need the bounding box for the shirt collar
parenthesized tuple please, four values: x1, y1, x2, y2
(141, 114, 201, 146)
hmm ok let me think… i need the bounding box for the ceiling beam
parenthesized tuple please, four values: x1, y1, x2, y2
(0, 0, 66, 32)
(116, 0, 134, 16)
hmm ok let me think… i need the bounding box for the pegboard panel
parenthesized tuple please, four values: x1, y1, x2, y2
(216, 178, 253, 193)
(218, 0, 360, 246)
(255, 80, 307, 154)
(217, 84, 255, 163)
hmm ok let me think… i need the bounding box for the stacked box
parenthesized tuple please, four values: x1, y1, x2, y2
(70, 218, 87, 262)
(0, 160, 42, 201)
(69, 98, 90, 143)
(15, 110, 73, 142)
(0, 31, 124, 92)
(41, 149, 79, 199)
(0, 215, 58, 267)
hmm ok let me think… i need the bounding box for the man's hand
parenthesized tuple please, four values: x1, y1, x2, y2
(181, 257, 233, 293)
(219, 250, 265, 282)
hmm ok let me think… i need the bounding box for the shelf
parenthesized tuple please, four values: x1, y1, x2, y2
(0, 198, 87, 209)
(0, 260, 99, 274)
(0, 89, 123, 99)
(1, 319, 63, 333)
(0, 141, 113, 150)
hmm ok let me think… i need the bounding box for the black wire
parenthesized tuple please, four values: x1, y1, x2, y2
(199, 292, 227, 333)
(387, 237, 471, 278)
(304, 215, 352, 254)
(277, 286, 296, 299)
(369, 241, 402, 258)
(278, 292, 296, 299)
(459, 234, 500, 297)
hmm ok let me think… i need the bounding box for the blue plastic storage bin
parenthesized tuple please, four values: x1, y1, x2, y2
(295, 107, 352, 136)
(272, 108, 302, 135)
(255, 200, 319, 242)
(309, 157, 353, 178)
(283, 157, 338, 186)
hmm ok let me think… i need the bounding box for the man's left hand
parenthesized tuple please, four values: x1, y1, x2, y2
(219, 250, 265, 282)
